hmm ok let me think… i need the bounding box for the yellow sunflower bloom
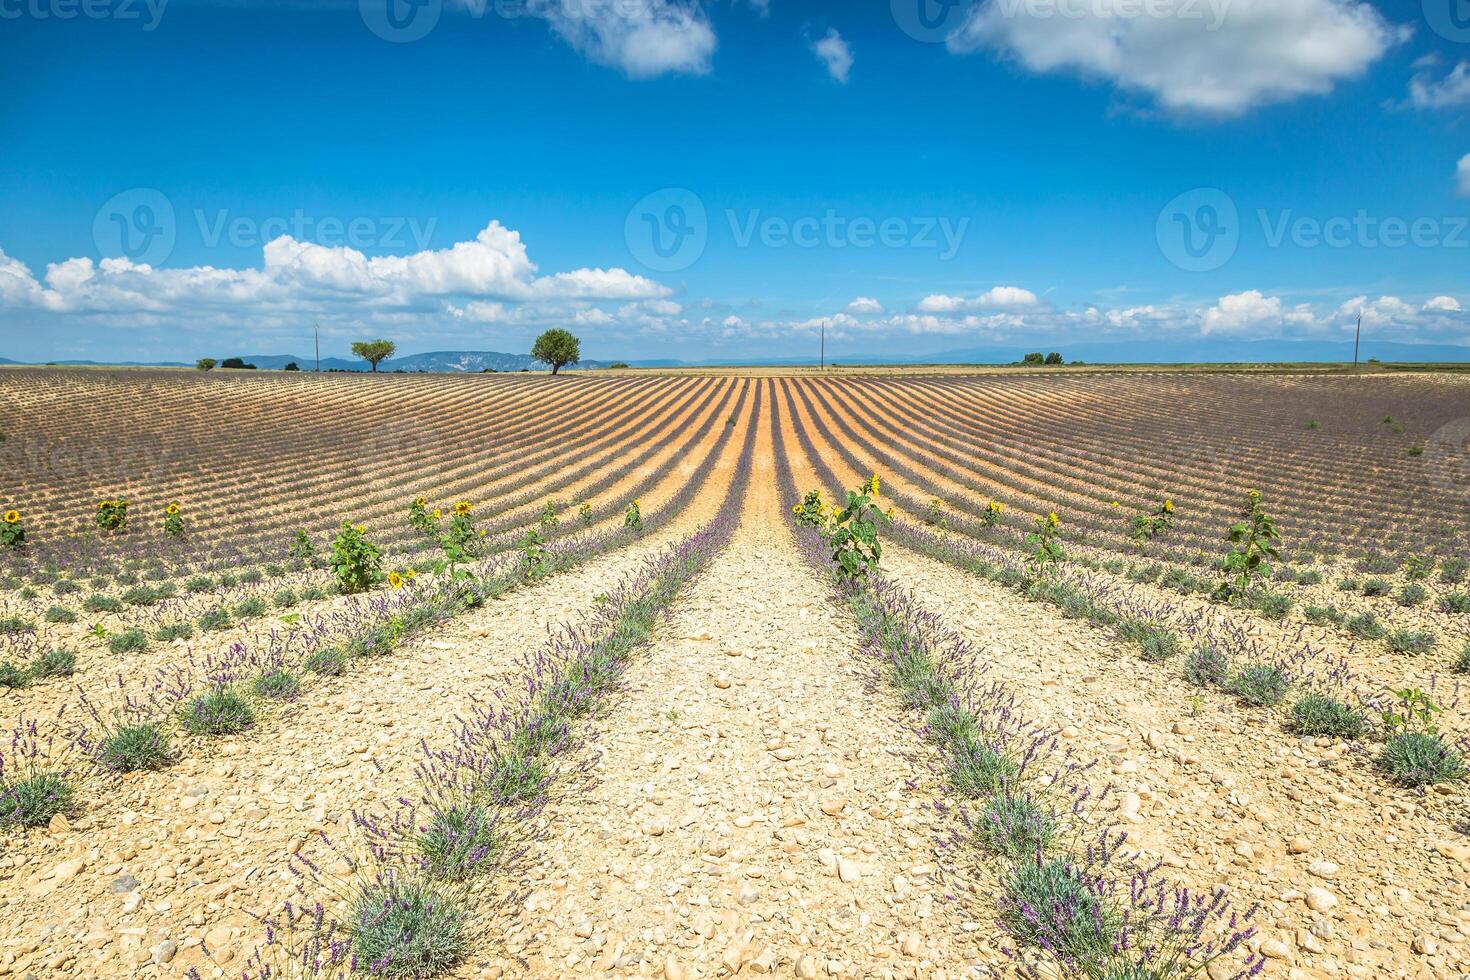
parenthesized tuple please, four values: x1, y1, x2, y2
(1163, 499, 1174, 513)
(388, 571, 404, 588)
(165, 503, 180, 516)
(414, 496, 426, 507)
(432, 508, 442, 519)
(355, 524, 367, 534)
(454, 501, 472, 516)
(2, 510, 18, 524)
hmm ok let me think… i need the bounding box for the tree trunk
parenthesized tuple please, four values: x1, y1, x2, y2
(551, 363, 560, 375)
(371, 362, 378, 372)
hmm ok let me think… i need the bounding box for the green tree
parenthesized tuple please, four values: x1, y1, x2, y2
(195, 358, 217, 371)
(351, 340, 396, 373)
(1021, 352, 1044, 365)
(284, 362, 300, 371)
(1044, 351, 1064, 365)
(531, 329, 581, 375)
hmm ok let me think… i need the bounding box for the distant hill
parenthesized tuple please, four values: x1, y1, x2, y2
(239, 350, 614, 372)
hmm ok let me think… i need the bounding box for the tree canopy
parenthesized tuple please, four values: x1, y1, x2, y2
(351, 340, 396, 372)
(196, 358, 216, 371)
(531, 329, 581, 375)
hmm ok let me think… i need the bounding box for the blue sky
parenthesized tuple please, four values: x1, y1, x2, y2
(0, 0, 1467, 363)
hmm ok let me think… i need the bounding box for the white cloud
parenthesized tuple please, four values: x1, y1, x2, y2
(1458, 154, 1470, 197)
(0, 221, 669, 325)
(1202, 289, 1317, 335)
(948, 0, 1401, 116)
(1408, 59, 1470, 110)
(846, 296, 883, 314)
(916, 286, 1039, 312)
(1425, 295, 1462, 312)
(812, 28, 853, 83)
(525, 0, 717, 78)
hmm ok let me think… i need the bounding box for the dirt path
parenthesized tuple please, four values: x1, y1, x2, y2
(494, 422, 985, 979)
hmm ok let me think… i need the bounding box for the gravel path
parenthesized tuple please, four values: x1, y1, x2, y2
(493, 439, 985, 979)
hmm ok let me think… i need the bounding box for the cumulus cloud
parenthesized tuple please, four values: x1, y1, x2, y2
(525, 0, 717, 78)
(812, 28, 853, 83)
(948, 0, 1401, 116)
(846, 296, 883, 313)
(1425, 295, 1463, 312)
(1201, 290, 1313, 335)
(916, 286, 1039, 312)
(0, 221, 669, 327)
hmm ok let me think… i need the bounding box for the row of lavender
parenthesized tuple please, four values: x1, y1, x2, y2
(769, 396, 1262, 979)
(4, 372, 689, 565)
(0, 386, 753, 834)
(0, 380, 748, 700)
(781, 381, 1467, 795)
(793, 382, 1470, 714)
(789, 379, 1470, 650)
(1, 376, 729, 598)
(827, 375, 1464, 563)
(211, 386, 759, 980)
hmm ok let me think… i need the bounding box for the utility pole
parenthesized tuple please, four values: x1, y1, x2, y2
(820, 319, 825, 371)
(1352, 312, 1361, 372)
(314, 323, 321, 373)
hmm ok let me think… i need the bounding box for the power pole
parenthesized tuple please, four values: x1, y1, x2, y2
(1353, 312, 1361, 371)
(314, 323, 321, 373)
(820, 319, 826, 371)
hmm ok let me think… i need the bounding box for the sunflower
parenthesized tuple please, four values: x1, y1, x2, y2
(1247, 489, 1260, 500)
(885, 507, 894, 518)
(355, 524, 367, 534)
(405, 569, 417, 580)
(454, 501, 472, 516)
(2, 510, 18, 524)
(867, 474, 881, 496)
(432, 508, 442, 519)
(165, 503, 181, 516)
(989, 501, 1004, 514)
(792, 504, 802, 514)
(1163, 499, 1174, 513)
(388, 571, 405, 588)
(1046, 511, 1060, 528)
(414, 495, 426, 508)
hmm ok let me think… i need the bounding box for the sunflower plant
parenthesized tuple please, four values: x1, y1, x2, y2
(578, 499, 593, 527)
(1129, 497, 1174, 545)
(924, 498, 948, 531)
(1213, 489, 1282, 603)
(96, 499, 129, 532)
(329, 522, 384, 595)
(161, 502, 185, 538)
(980, 499, 1004, 528)
(289, 529, 315, 562)
(826, 475, 888, 582)
(1025, 511, 1064, 578)
(624, 498, 643, 534)
(439, 501, 481, 560)
(519, 527, 549, 579)
(792, 490, 828, 530)
(407, 496, 439, 536)
(539, 500, 561, 530)
(1, 509, 24, 551)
